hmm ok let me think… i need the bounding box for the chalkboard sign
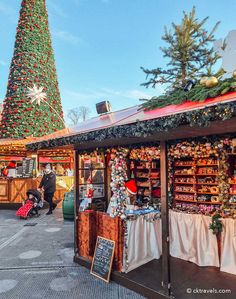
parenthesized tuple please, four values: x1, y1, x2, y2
(22, 158, 35, 178)
(90, 236, 115, 283)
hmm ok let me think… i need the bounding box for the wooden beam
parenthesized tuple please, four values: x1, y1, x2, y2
(74, 149, 79, 256)
(160, 141, 171, 296)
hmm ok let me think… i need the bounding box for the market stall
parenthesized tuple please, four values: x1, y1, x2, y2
(26, 92, 236, 298)
(0, 136, 74, 204)
(0, 138, 37, 203)
(37, 148, 74, 201)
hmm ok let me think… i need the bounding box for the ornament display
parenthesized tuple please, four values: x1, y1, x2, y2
(129, 146, 160, 161)
(109, 149, 129, 218)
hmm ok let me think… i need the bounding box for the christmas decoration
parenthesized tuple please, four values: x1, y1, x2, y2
(125, 180, 137, 195)
(217, 151, 230, 206)
(199, 77, 209, 85)
(141, 6, 220, 90)
(209, 212, 223, 235)
(168, 138, 232, 159)
(27, 85, 47, 105)
(205, 76, 218, 88)
(141, 77, 236, 110)
(27, 100, 236, 152)
(109, 148, 129, 219)
(129, 146, 160, 161)
(0, 0, 64, 138)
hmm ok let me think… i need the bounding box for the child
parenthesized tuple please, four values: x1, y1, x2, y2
(17, 190, 43, 218)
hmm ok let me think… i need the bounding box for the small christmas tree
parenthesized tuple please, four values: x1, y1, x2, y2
(141, 7, 220, 89)
(0, 0, 65, 138)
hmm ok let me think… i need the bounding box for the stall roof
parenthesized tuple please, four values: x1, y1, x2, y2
(26, 91, 236, 151)
(66, 91, 236, 135)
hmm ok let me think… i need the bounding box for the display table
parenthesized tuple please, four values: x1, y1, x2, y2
(123, 213, 162, 273)
(220, 218, 236, 275)
(169, 210, 219, 267)
(122, 210, 220, 273)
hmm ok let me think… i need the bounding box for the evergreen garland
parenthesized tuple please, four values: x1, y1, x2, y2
(27, 101, 236, 151)
(209, 212, 223, 235)
(141, 78, 236, 110)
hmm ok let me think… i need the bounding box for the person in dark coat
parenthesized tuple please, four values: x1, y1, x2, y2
(39, 164, 57, 215)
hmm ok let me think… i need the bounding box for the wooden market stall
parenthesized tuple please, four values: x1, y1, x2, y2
(36, 147, 74, 201)
(0, 129, 74, 205)
(26, 92, 236, 298)
(0, 138, 37, 204)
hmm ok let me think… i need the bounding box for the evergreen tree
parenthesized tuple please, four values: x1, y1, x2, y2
(0, 0, 65, 138)
(141, 7, 220, 89)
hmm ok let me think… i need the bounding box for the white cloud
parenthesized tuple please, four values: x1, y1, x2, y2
(0, 60, 6, 66)
(52, 30, 83, 45)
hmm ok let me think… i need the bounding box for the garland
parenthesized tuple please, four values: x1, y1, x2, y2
(109, 148, 129, 219)
(209, 213, 223, 235)
(209, 150, 230, 235)
(26, 102, 236, 151)
(129, 146, 160, 161)
(141, 78, 236, 110)
(168, 138, 232, 158)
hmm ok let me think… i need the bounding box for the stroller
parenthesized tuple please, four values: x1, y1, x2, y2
(16, 189, 43, 219)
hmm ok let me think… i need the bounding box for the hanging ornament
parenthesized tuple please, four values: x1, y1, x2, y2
(205, 76, 218, 88)
(232, 70, 236, 78)
(199, 76, 209, 86)
(27, 84, 47, 105)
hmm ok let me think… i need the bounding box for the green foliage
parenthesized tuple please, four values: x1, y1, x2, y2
(141, 77, 236, 110)
(141, 6, 220, 89)
(0, 0, 64, 138)
(209, 212, 223, 235)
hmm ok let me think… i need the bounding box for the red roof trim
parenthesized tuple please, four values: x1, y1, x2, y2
(144, 91, 236, 119)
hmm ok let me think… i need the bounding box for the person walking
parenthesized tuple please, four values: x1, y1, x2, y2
(39, 164, 57, 215)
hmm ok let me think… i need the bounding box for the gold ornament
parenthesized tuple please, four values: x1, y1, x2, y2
(199, 76, 209, 85)
(205, 76, 218, 88)
(232, 70, 236, 78)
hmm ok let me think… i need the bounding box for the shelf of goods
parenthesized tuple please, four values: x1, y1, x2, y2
(173, 157, 221, 206)
(130, 159, 160, 200)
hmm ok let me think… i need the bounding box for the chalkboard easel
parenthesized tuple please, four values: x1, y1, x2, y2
(90, 236, 115, 283)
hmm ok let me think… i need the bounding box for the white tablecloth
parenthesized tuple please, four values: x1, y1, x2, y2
(220, 218, 236, 275)
(123, 213, 162, 272)
(123, 211, 220, 272)
(169, 210, 219, 267)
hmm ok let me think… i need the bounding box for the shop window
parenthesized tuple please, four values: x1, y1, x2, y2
(78, 152, 106, 201)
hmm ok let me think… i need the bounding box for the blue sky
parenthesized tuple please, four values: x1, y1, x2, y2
(0, 0, 236, 120)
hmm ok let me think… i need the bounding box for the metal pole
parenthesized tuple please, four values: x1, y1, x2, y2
(160, 141, 171, 296)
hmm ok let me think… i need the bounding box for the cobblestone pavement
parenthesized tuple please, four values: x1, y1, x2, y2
(0, 209, 144, 299)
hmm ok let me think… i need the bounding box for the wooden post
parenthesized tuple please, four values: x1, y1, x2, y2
(160, 141, 171, 296)
(74, 149, 80, 256)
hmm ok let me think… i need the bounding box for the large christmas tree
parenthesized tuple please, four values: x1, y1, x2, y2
(0, 0, 65, 138)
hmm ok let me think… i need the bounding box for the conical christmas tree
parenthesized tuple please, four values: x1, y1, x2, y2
(0, 0, 65, 138)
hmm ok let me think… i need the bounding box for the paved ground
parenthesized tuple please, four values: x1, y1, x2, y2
(0, 208, 144, 299)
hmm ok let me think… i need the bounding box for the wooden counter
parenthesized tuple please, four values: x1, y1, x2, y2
(0, 176, 74, 204)
(78, 211, 124, 272)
